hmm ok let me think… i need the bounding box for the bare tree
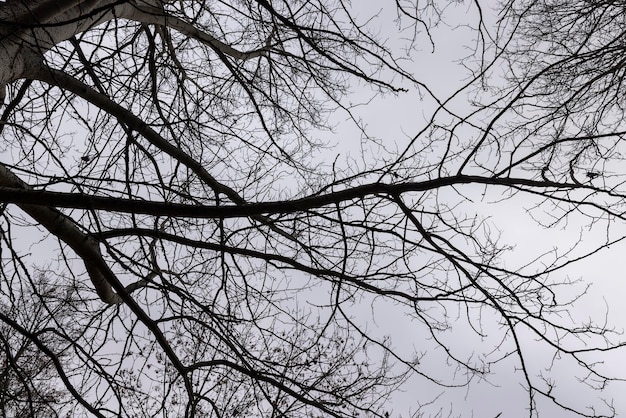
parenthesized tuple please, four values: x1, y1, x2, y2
(0, 273, 74, 418)
(0, 0, 624, 417)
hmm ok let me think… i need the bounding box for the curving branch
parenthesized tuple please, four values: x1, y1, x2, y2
(126, 1, 272, 60)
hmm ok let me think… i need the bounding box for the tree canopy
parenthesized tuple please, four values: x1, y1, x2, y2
(0, 0, 625, 417)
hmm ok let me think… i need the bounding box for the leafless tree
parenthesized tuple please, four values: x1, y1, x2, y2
(0, 0, 624, 417)
(0, 273, 74, 418)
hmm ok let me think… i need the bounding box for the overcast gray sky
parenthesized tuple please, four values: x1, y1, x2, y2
(3, 1, 626, 417)
(327, 2, 626, 416)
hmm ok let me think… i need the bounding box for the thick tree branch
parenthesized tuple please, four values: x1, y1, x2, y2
(0, 163, 122, 304)
(0, 0, 127, 99)
(127, 2, 271, 60)
(0, 175, 594, 218)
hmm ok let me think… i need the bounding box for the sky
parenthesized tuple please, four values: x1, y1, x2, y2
(323, 1, 626, 417)
(2, 1, 626, 417)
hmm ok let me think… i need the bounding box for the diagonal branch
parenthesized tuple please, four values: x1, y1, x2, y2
(30, 65, 245, 203)
(126, 1, 271, 60)
(0, 163, 122, 304)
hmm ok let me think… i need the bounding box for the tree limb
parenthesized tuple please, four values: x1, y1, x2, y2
(0, 163, 123, 304)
